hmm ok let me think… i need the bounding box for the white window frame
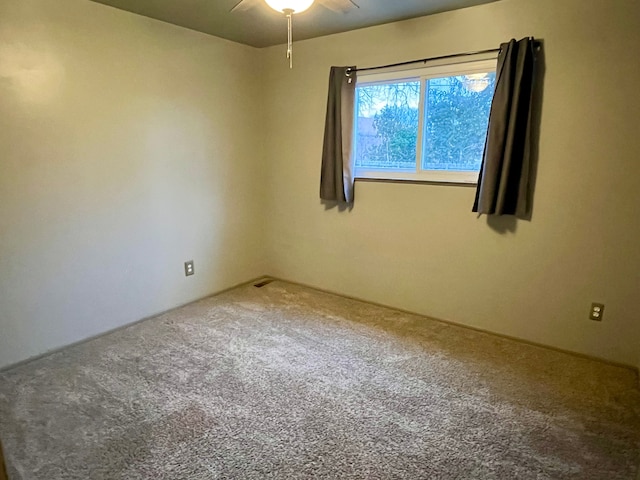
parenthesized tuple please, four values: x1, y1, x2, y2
(353, 56, 498, 184)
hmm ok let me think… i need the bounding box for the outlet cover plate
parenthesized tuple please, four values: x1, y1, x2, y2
(184, 260, 195, 276)
(589, 303, 604, 321)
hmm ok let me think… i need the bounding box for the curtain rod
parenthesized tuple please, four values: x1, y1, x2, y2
(346, 38, 539, 76)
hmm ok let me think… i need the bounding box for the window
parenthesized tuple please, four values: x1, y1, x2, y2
(353, 58, 497, 184)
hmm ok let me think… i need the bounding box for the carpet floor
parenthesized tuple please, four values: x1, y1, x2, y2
(0, 280, 639, 479)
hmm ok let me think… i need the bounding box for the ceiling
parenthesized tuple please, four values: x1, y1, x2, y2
(89, 0, 500, 48)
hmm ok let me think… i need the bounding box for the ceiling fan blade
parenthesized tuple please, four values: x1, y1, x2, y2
(230, 0, 262, 13)
(320, 0, 359, 13)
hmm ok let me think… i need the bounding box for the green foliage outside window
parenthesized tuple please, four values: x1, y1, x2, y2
(370, 105, 418, 169)
(423, 73, 495, 171)
(355, 73, 495, 172)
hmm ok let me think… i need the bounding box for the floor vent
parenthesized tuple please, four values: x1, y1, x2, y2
(253, 279, 274, 288)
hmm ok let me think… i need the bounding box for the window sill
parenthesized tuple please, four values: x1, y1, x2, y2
(354, 170, 478, 186)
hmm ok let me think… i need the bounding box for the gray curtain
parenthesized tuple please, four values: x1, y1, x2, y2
(320, 66, 357, 204)
(473, 37, 537, 217)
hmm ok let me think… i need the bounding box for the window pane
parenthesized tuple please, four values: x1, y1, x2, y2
(422, 72, 496, 171)
(355, 80, 420, 171)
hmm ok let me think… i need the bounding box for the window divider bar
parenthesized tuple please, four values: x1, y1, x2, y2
(415, 76, 427, 174)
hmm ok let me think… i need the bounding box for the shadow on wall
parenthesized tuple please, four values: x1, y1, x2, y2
(487, 215, 518, 234)
(322, 199, 353, 212)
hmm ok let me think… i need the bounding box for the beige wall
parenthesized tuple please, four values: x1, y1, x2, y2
(262, 0, 640, 367)
(2, 0, 638, 371)
(0, 0, 267, 368)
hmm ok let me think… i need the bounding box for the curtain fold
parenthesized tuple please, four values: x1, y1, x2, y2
(320, 66, 357, 204)
(473, 37, 537, 217)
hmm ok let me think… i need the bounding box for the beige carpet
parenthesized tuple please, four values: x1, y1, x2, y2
(0, 280, 639, 479)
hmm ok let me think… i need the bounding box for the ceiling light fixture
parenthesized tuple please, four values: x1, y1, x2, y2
(265, 0, 315, 68)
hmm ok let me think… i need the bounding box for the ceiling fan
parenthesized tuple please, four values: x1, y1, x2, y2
(231, 0, 359, 14)
(231, 0, 360, 68)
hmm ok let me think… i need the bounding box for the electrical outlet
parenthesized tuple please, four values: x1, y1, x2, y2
(184, 260, 195, 277)
(589, 303, 604, 321)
